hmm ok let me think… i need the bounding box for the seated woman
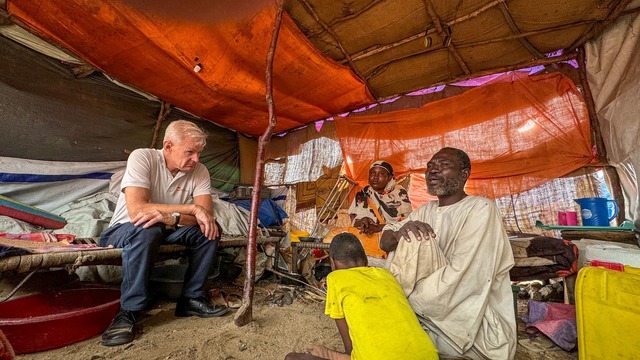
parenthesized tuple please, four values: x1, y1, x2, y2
(324, 160, 412, 260)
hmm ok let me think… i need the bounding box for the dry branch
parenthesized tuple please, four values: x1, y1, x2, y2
(234, 0, 284, 327)
(498, 2, 544, 59)
(423, 0, 470, 74)
(298, 0, 377, 97)
(576, 45, 625, 222)
(346, 0, 505, 64)
(150, 101, 172, 148)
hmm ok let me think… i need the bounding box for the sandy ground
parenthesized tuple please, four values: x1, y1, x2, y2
(8, 274, 578, 360)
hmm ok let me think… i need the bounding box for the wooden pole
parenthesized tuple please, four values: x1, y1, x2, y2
(576, 45, 626, 223)
(497, 2, 544, 59)
(374, 52, 578, 101)
(150, 101, 172, 148)
(347, 0, 505, 63)
(567, 0, 633, 51)
(423, 0, 471, 74)
(234, 0, 283, 327)
(327, 0, 384, 27)
(298, 0, 378, 98)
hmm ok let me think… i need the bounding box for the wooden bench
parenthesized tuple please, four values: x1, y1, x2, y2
(0, 235, 283, 275)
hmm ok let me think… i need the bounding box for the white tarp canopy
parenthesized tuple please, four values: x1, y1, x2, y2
(586, 7, 640, 228)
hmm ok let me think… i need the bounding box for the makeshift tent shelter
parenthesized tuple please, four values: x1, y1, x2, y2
(1, 0, 640, 325)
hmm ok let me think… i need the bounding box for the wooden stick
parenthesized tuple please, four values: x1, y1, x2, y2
(423, 0, 471, 74)
(363, 19, 595, 79)
(327, 0, 384, 27)
(566, 0, 633, 51)
(620, 6, 640, 16)
(457, 20, 594, 49)
(447, 0, 505, 26)
(373, 52, 578, 101)
(347, 0, 505, 63)
(576, 45, 626, 222)
(351, 30, 437, 63)
(150, 101, 172, 148)
(576, 48, 606, 160)
(267, 268, 326, 296)
(298, 0, 378, 98)
(498, 2, 544, 59)
(234, 0, 283, 327)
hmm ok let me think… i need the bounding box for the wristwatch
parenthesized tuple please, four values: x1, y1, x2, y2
(171, 212, 181, 227)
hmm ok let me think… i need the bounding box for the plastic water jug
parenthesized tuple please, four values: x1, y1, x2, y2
(574, 197, 618, 226)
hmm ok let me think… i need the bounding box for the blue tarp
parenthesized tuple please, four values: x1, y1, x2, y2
(231, 199, 288, 228)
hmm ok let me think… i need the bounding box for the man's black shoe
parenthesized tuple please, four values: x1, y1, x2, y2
(175, 296, 228, 318)
(101, 309, 137, 346)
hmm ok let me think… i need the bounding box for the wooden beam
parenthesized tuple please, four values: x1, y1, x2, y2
(375, 51, 577, 101)
(351, 29, 437, 63)
(150, 101, 172, 148)
(327, 0, 384, 27)
(297, 0, 378, 98)
(346, 0, 505, 64)
(620, 6, 640, 16)
(423, 0, 471, 74)
(576, 45, 626, 222)
(498, 2, 544, 59)
(363, 20, 592, 79)
(457, 20, 594, 49)
(566, 0, 633, 51)
(234, 0, 284, 327)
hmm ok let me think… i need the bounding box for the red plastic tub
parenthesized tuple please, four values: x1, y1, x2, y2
(0, 288, 120, 354)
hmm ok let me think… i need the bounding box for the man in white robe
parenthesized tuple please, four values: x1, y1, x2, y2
(380, 147, 516, 360)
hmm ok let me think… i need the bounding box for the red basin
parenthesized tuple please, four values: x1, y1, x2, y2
(0, 288, 120, 354)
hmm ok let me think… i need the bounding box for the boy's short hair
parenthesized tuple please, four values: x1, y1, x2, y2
(329, 233, 367, 263)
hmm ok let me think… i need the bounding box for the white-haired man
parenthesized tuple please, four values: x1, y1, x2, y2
(100, 120, 226, 346)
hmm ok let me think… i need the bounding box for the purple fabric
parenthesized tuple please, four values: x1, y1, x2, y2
(524, 300, 577, 351)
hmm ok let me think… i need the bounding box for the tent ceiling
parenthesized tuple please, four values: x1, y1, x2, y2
(285, 0, 633, 98)
(1, 0, 635, 135)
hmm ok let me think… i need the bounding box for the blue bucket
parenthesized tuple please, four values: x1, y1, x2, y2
(574, 197, 618, 226)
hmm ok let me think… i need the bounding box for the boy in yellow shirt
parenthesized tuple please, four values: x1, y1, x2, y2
(285, 233, 438, 360)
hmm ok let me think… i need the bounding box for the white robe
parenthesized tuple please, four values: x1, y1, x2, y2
(386, 196, 517, 360)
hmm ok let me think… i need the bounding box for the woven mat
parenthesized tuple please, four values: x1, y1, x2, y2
(296, 181, 316, 210)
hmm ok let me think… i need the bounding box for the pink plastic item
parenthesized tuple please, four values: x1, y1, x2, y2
(588, 260, 625, 272)
(558, 211, 578, 226)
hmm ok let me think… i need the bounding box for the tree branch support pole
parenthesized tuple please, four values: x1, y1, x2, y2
(150, 101, 172, 148)
(576, 45, 625, 223)
(234, 0, 283, 326)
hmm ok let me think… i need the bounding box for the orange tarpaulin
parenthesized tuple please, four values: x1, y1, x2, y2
(336, 72, 595, 201)
(8, 0, 373, 137)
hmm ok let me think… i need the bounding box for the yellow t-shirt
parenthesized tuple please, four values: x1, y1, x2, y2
(325, 267, 438, 360)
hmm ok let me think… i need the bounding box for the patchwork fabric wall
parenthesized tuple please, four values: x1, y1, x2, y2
(0, 36, 239, 192)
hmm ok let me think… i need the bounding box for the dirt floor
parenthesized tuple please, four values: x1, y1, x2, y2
(7, 272, 578, 360)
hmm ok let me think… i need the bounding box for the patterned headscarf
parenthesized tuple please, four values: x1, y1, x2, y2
(348, 163, 412, 225)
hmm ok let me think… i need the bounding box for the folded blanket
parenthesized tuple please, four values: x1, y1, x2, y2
(0, 232, 75, 243)
(510, 237, 578, 280)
